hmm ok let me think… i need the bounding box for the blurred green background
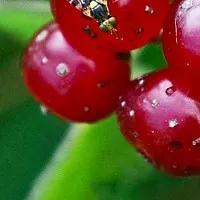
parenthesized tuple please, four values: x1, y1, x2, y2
(0, 1, 200, 200)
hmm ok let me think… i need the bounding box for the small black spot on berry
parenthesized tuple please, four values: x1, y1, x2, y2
(97, 80, 111, 88)
(170, 140, 183, 149)
(90, 32, 98, 39)
(83, 26, 98, 39)
(83, 25, 90, 33)
(116, 52, 131, 61)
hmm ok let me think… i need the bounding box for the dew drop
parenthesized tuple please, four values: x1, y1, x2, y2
(144, 5, 154, 14)
(166, 86, 176, 96)
(40, 105, 48, 115)
(56, 63, 70, 77)
(36, 30, 48, 42)
(192, 137, 200, 146)
(168, 119, 179, 128)
(42, 57, 48, 64)
(172, 165, 177, 169)
(151, 99, 159, 108)
(129, 110, 135, 117)
(136, 79, 145, 91)
(121, 101, 126, 107)
(139, 79, 145, 86)
(141, 87, 144, 92)
(84, 106, 90, 112)
(136, 28, 143, 34)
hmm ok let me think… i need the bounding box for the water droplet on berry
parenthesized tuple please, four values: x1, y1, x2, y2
(136, 28, 143, 34)
(121, 101, 126, 107)
(129, 110, 135, 117)
(144, 5, 154, 14)
(192, 137, 200, 146)
(172, 165, 177, 169)
(139, 79, 145, 86)
(166, 86, 176, 96)
(168, 119, 179, 128)
(36, 30, 48, 42)
(56, 63, 70, 77)
(40, 105, 48, 115)
(151, 99, 159, 108)
(84, 106, 90, 112)
(136, 79, 145, 91)
(42, 57, 48, 64)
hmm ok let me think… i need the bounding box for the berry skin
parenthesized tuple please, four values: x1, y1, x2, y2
(22, 22, 130, 123)
(51, 0, 169, 54)
(163, 0, 200, 69)
(117, 68, 200, 176)
(107, 0, 170, 49)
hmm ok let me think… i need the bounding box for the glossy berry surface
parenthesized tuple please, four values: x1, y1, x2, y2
(22, 22, 130, 123)
(107, 0, 170, 50)
(163, 0, 200, 69)
(51, 0, 169, 54)
(117, 68, 200, 176)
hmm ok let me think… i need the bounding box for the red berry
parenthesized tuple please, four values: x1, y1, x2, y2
(51, 0, 169, 54)
(117, 68, 200, 176)
(22, 22, 130, 123)
(163, 0, 200, 69)
(107, 0, 170, 49)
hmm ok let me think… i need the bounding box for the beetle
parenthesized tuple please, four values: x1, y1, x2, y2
(67, 0, 118, 34)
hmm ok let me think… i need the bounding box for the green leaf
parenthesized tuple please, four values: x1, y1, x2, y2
(0, 8, 69, 200)
(27, 116, 200, 200)
(0, 100, 69, 200)
(0, 10, 51, 113)
(26, 116, 152, 200)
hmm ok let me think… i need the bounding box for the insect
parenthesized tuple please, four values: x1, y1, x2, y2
(67, 0, 120, 38)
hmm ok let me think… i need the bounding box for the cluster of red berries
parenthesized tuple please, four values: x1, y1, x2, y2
(22, 0, 200, 176)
